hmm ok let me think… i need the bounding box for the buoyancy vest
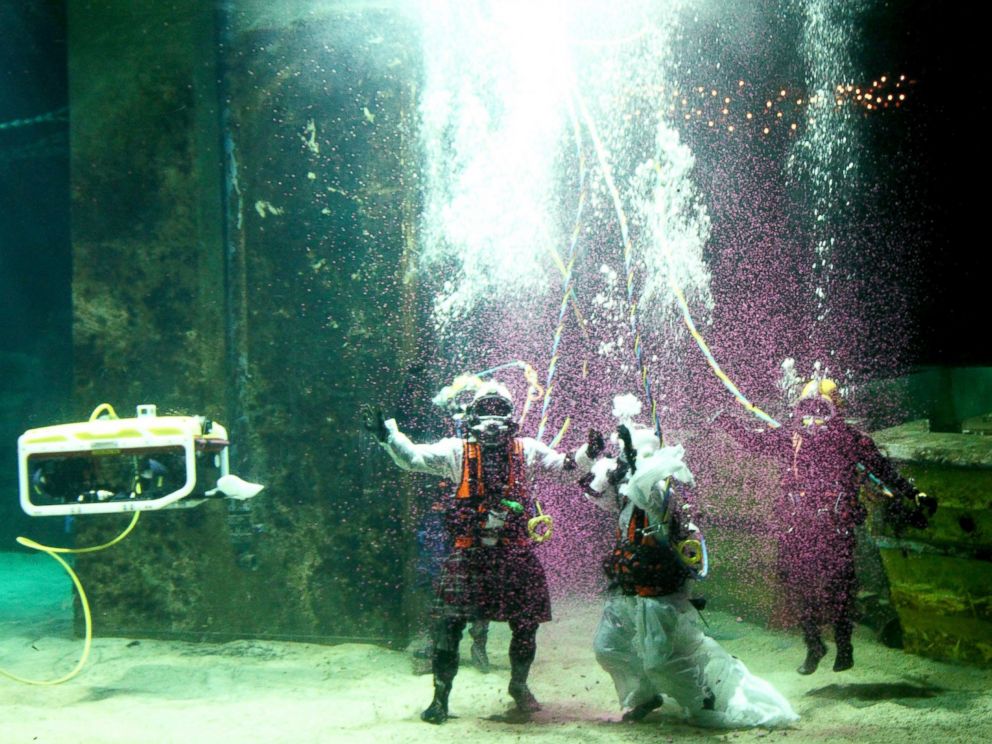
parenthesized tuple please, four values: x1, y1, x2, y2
(450, 440, 531, 548)
(606, 504, 690, 597)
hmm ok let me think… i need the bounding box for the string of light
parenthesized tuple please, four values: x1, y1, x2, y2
(625, 74, 914, 136)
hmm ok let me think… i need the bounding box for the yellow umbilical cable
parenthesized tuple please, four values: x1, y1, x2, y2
(0, 512, 140, 686)
(1, 543, 93, 686)
(2, 402, 139, 685)
(641, 162, 782, 429)
(22, 512, 141, 555)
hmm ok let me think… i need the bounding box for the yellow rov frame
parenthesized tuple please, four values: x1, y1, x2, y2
(18, 403, 258, 517)
(6, 403, 262, 686)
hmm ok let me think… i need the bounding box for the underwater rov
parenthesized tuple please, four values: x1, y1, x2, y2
(3, 403, 263, 687)
(19, 403, 263, 516)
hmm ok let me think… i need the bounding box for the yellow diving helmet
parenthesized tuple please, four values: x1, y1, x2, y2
(800, 378, 843, 408)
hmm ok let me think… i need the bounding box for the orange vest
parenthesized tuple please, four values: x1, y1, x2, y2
(452, 440, 528, 548)
(607, 506, 688, 597)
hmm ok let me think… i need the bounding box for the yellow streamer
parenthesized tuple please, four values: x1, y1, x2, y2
(549, 416, 572, 449)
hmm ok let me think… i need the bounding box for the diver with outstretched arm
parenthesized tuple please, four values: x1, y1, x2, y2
(717, 379, 936, 674)
(362, 380, 603, 724)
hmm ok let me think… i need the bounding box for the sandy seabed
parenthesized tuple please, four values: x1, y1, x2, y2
(2, 579, 991, 744)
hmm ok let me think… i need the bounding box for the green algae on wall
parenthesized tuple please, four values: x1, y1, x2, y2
(67, 1, 424, 645)
(221, 8, 423, 643)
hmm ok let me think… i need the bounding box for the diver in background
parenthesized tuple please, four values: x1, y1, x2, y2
(409, 478, 453, 674)
(719, 379, 935, 674)
(583, 395, 799, 728)
(363, 380, 602, 724)
(412, 477, 491, 675)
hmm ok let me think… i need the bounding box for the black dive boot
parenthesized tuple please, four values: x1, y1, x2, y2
(833, 622, 854, 672)
(622, 694, 663, 722)
(469, 620, 490, 673)
(797, 624, 827, 675)
(508, 654, 541, 713)
(421, 650, 458, 724)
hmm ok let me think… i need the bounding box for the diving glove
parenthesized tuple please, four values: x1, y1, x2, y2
(587, 428, 606, 459)
(360, 404, 389, 442)
(607, 459, 630, 487)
